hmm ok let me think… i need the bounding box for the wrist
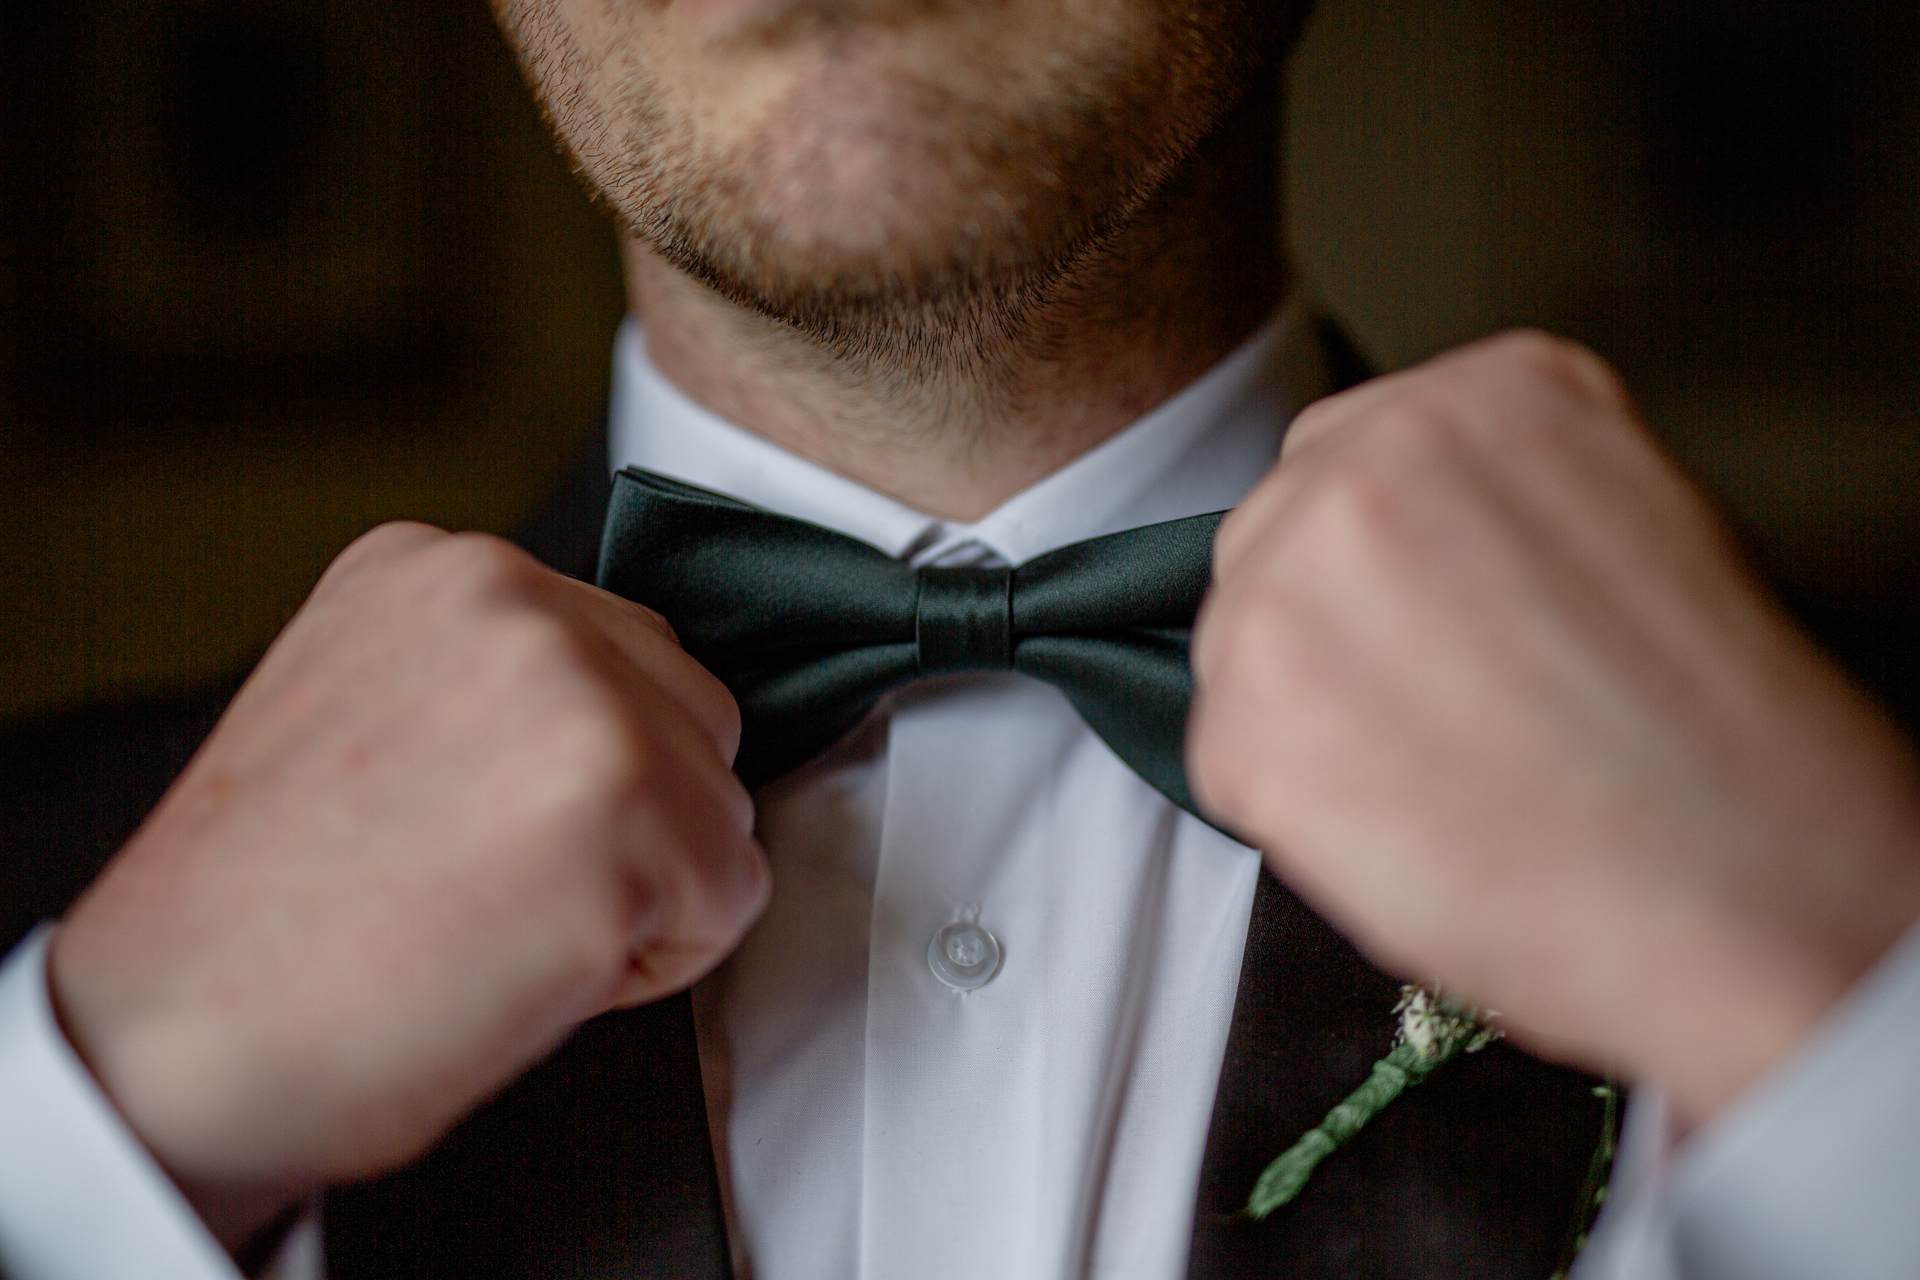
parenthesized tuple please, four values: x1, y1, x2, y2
(45, 923, 306, 1255)
(1636, 880, 1920, 1130)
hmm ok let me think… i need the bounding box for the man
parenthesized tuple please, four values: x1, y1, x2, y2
(2, 1, 1917, 1278)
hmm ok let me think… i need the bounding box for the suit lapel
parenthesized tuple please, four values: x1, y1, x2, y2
(325, 993, 732, 1280)
(1186, 870, 1608, 1279)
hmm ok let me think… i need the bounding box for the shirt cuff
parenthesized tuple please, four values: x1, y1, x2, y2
(0, 925, 242, 1280)
(1575, 914, 1920, 1280)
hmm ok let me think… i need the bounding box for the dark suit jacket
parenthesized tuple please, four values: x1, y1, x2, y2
(9, 395, 1913, 1278)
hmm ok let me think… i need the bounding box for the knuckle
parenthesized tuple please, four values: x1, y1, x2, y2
(318, 521, 445, 591)
(1482, 328, 1589, 381)
(1279, 394, 1342, 450)
(1223, 601, 1308, 709)
(635, 649, 745, 763)
(474, 647, 644, 802)
(1269, 418, 1445, 571)
(587, 707, 738, 839)
(1494, 329, 1630, 407)
(1301, 463, 1406, 560)
(1490, 327, 1571, 363)
(493, 709, 640, 854)
(375, 538, 574, 659)
(685, 833, 762, 923)
(1564, 348, 1634, 413)
(424, 532, 543, 600)
(705, 683, 745, 760)
(354, 519, 443, 556)
(1328, 368, 1470, 458)
(626, 598, 681, 644)
(620, 826, 765, 992)
(1368, 399, 1460, 456)
(612, 724, 685, 812)
(482, 609, 596, 694)
(548, 698, 642, 788)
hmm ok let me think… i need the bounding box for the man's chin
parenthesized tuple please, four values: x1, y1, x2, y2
(509, 0, 1289, 340)
(685, 0, 966, 50)
(644, 193, 1057, 345)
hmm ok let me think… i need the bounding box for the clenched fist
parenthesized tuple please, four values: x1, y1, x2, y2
(1189, 332, 1920, 1130)
(49, 525, 770, 1247)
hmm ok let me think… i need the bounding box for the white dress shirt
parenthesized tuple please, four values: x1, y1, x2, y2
(609, 304, 1322, 1280)
(3, 306, 1920, 1280)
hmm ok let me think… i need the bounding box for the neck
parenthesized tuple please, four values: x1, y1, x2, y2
(626, 76, 1290, 522)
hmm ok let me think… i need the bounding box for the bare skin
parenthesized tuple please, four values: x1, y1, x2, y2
(626, 77, 1288, 519)
(52, 527, 770, 1247)
(1188, 333, 1920, 1128)
(39, 0, 1920, 1263)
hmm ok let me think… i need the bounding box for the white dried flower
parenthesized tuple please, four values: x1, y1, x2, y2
(1395, 984, 1502, 1063)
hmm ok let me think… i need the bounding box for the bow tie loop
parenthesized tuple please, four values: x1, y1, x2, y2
(916, 566, 1014, 676)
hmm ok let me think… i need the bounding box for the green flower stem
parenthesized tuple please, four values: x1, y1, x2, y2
(1245, 1041, 1446, 1219)
(1549, 1082, 1622, 1280)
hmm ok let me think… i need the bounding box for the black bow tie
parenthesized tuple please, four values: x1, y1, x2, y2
(596, 468, 1226, 818)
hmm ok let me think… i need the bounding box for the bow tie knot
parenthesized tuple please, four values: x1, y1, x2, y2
(916, 566, 1014, 675)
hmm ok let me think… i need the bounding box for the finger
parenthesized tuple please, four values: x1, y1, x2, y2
(608, 836, 772, 1007)
(532, 572, 745, 765)
(1188, 582, 1244, 694)
(1218, 332, 1607, 590)
(603, 701, 769, 1004)
(1201, 443, 1331, 680)
(374, 533, 744, 767)
(1275, 330, 1625, 477)
(1213, 385, 1384, 589)
(573, 581, 680, 645)
(1478, 330, 1639, 422)
(627, 658, 759, 841)
(554, 640, 764, 1008)
(373, 532, 738, 760)
(1210, 468, 1296, 591)
(1277, 371, 1405, 462)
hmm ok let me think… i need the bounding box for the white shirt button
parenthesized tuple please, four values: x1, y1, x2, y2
(927, 922, 1001, 990)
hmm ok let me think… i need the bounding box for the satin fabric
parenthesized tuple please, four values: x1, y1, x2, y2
(597, 469, 1222, 817)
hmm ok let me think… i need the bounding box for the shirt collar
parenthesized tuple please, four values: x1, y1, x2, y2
(608, 297, 1331, 568)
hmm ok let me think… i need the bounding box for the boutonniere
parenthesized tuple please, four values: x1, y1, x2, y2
(1245, 984, 1502, 1218)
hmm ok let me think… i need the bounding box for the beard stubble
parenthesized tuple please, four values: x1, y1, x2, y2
(494, 0, 1295, 379)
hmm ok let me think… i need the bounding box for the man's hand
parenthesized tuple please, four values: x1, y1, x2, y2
(1189, 332, 1920, 1129)
(48, 525, 770, 1248)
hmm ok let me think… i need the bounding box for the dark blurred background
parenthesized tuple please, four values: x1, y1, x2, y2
(2, 0, 1917, 728)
